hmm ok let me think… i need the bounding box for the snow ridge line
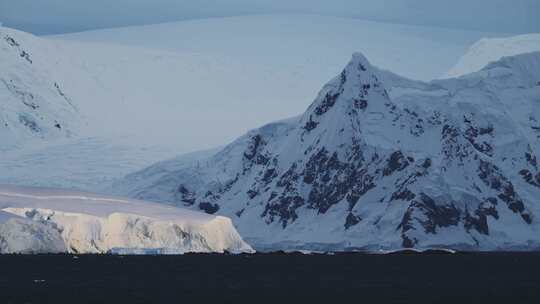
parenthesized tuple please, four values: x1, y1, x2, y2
(0, 191, 130, 204)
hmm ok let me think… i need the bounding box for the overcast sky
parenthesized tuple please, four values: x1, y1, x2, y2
(1, 0, 539, 35)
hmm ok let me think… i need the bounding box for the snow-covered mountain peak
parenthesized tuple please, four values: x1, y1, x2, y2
(299, 52, 395, 149)
(114, 51, 540, 251)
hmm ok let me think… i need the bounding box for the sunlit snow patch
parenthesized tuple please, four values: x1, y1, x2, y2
(0, 185, 253, 254)
(443, 33, 540, 78)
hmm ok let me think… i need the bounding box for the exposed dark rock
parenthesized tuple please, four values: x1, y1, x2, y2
(244, 135, 268, 164)
(247, 189, 259, 199)
(390, 188, 416, 201)
(315, 92, 341, 116)
(198, 202, 220, 214)
(520, 169, 540, 188)
(383, 151, 409, 176)
(526, 151, 538, 168)
(4, 36, 19, 47)
(422, 158, 432, 169)
(464, 125, 493, 156)
(441, 124, 466, 161)
(2, 79, 36, 108)
(262, 195, 304, 228)
(20, 51, 32, 64)
(401, 235, 416, 248)
(18, 115, 39, 133)
(344, 213, 361, 229)
(235, 209, 245, 218)
(464, 202, 499, 235)
(353, 99, 368, 110)
(399, 194, 461, 240)
(303, 115, 318, 132)
(262, 168, 278, 184)
(177, 185, 196, 205)
(4, 36, 34, 64)
(478, 160, 532, 224)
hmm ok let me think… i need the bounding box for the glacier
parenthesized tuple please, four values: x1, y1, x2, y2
(0, 185, 253, 254)
(444, 33, 540, 78)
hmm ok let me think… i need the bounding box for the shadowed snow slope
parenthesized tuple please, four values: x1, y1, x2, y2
(113, 51, 540, 252)
(444, 33, 540, 78)
(0, 185, 253, 254)
(0, 27, 80, 151)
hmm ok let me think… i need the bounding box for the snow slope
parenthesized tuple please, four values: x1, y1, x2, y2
(0, 136, 197, 192)
(0, 26, 80, 151)
(55, 14, 497, 82)
(1, 15, 503, 191)
(0, 25, 217, 190)
(0, 185, 253, 254)
(444, 33, 540, 78)
(50, 14, 499, 149)
(113, 51, 540, 251)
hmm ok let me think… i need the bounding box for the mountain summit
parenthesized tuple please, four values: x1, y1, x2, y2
(114, 51, 540, 251)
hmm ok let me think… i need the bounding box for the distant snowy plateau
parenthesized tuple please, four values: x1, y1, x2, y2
(1, 15, 540, 252)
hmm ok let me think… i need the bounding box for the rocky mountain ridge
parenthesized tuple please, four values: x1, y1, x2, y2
(114, 50, 540, 251)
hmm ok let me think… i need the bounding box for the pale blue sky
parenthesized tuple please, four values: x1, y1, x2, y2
(1, 0, 539, 35)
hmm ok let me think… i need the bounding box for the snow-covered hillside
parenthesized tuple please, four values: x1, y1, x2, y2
(0, 185, 252, 254)
(50, 14, 499, 151)
(0, 26, 79, 151)
(444, 33, 540, 78)
(113, 51, 540, 251)
(0, 25, 212, 190)
(1, 16, 503, 191)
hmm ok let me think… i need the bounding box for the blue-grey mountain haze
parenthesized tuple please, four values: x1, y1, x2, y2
(0, 0, 539, 35)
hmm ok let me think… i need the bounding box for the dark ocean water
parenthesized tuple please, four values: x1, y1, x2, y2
(1, 252, 539, 303)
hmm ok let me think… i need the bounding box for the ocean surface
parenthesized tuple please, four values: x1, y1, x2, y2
(1, 252, 539, 303)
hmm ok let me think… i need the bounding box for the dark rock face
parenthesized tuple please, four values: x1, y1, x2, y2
(303, 116, 318, 132)
(464, 125, 494, 156)
(520, 169, 540, 188)
(304, 148, 369, 214)
(464, 200, 499, 235)
(383, 151, 410, 176)
(477, 160, 532, 224)
(399, 193, 460, 242)
(4, 35, 32, 64)
(345, 213, 361, 229)
(177, 185, 196, 205)
(243, 135, 269, 168)
(315, 92, 341, 116)
(263, 195, 304, 228)
(198, 202, 220, 214)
